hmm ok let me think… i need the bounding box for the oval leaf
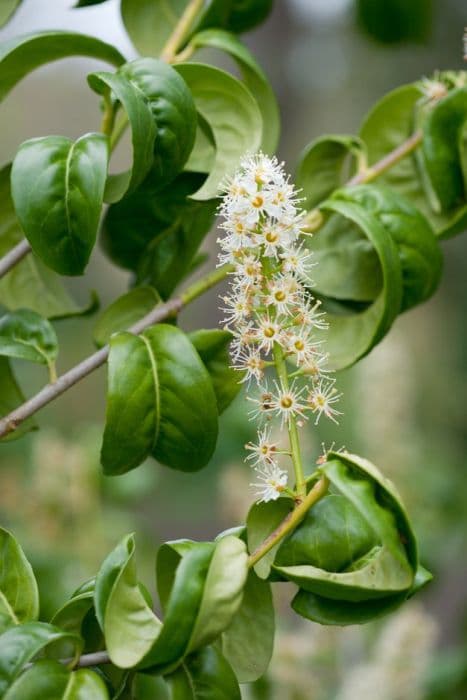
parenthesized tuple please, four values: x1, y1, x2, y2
(0, 309, 57, 367)
(190, 29, 279, 153)
(0, 31, 124, 102)
(4, 659, 109, 699)
(11, 133, 109, 276)
(0, 165, 95, 319)
(0, 622, 82, 696)
(175, 63, 263, 200)
(119, 58, 197, 186)
(0, 528, 38, 634)
(101, 325, 219, 475)
(165, 646, 241, 700)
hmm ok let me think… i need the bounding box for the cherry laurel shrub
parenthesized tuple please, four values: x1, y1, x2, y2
(0, 1, 466, 698)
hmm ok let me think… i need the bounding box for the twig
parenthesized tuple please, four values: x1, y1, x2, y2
(0, 238, 32, 279)
(347, 130, 423, 186)
(0, 266, 231, 439)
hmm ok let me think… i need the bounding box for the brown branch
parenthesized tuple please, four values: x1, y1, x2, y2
(0, 239, 32, 278)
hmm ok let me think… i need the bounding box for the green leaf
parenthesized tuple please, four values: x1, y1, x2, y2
(95, 534, 247, 673)
(295, 134, 364, 210)
(0, 31, 124, 102)
(357, 0, 432, 44)
(175, 63, 262, 200)
(101, 324, 218, 475)
(0, 0, 22, 28)
(220, 569, 274, 682)
(360, 83, 467, 239)
(190, 29, 279, 153)
(94, 534, 161, 669)
(422, 88, 467, 212)
(75, 0, 110, 6)
(121, 0, 192, 58)
(188, 329, 241, 413)
(0, 309, 57, 367)
(87, 71, 157, 203)
(308, 187, 403, 369)
(50, 583, 97, 656)
(119, 59, 197, 187)
(0, 622, 83, 696)
(0, 164, 99, 319)
(3, 659, 109, 700)
(0, 357, 36, 442)
(165, 646, 241, 700)
(93, 287, 161, 348)
(11, 133, 109, 276)
(0, 528, 39, 634)
(226, 0, 274, 33)
(273, 452, 422, 624)
(246, 498, 292, 580)
(101, 173, 216, 294)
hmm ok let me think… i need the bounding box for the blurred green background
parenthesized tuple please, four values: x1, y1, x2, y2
(0, 1, 466, 698)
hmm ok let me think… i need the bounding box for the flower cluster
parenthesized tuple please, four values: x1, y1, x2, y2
(218, 153, 342, 503)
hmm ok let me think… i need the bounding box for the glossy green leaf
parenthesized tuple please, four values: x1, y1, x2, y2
(0, 358, 36, 442)
(422, 88, 467, 211)
(190, 29, 279, 153)
(131, 672, 170, 699)
(0, 0, 22, 28)
(50, 582, 97, 656)
(101, 324, 218, 474)
(121, 0, 192, 58)
(0, 309, 57, 367)
(0, 164, 98, 318)
(87, 71, 156, 203)
(0, 528, 39, 634)
(274, 453, 420, 618)
(93, 287, 160, 348)
(357, 0, 432, 44)
(227, 0, 274, 33)
(246, 498, 292, 580)
(0, 31, 124, 102)
(360, 83, 467, 239)
(175, 63, 262, 200)
(292, 562, 432, 626)
(102, 172, 216, 295)
(119, 59, 197, 187)
(0, 622, 82, 696)
(188, 329, 241, 413)
(310, 187, 403, 369)
(4, 659, 109, 699)
(221, 569, 274, 682)
(296, 134, 364, 209)
(165, 646, 241, 700)
(94, 534, 161, 669)
(11, 133, 108, 276)
(95, 534, 247, 673)
(75, 0, 110, 6)
(311, 184, 442, 311)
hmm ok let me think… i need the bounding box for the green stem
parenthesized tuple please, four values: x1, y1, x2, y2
(109, 111, 129, 153)
(180, 264, 233, 305)
(160, 0, 204, 62)
(272, 342, 306, 500)
(248, 476, 329, 568)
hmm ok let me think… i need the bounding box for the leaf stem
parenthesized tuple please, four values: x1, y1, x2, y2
(0, 239, 32, 279)
(0, 265, 232, 439)
(248, 476, 329, 568)
(160, 0, 204, 62)
(347, 130, 423, 186)
(272, 342, 306, 500)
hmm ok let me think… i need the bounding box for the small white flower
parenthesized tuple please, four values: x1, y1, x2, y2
(265, 275, 302, 315)
(286, 329, 317, 366)
(247, 387, 275, 421)
(270, 380, 308, 427)
(245, 427, 278, 466)
(234, 347, 265, 384)
(250, 462, 288, 502)
(308, 379, 343, 424)
(253, 315, 282, 353)
(280, 244, 316, 282)
(220, 291, 253, 327)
